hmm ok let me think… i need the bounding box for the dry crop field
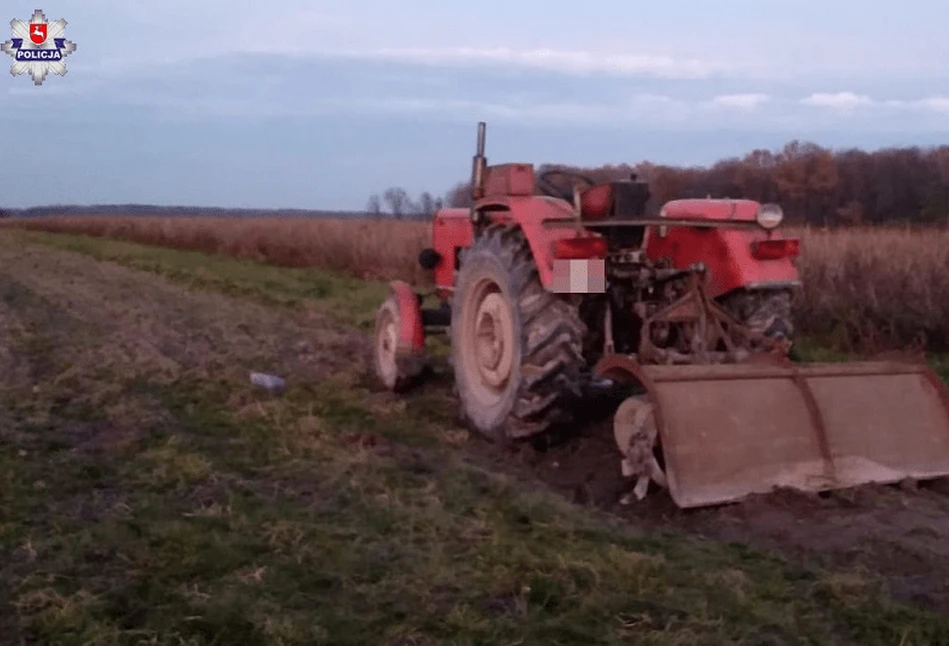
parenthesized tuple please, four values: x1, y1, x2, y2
(1, 220, 949, 643)
(6, 214, 949, 353)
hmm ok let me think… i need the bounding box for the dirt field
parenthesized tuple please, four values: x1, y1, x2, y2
(498, 421, 949, 613)
(2, 230, 949, 644)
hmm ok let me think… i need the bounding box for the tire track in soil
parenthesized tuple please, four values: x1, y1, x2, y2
(0, 241, 369, 389)
(0, 241, 376, 639)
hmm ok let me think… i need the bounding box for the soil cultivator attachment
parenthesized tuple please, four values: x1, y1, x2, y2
(372, 121, 949, 509)
(598, 270, 949, 508)
(599, 355, 949, 508)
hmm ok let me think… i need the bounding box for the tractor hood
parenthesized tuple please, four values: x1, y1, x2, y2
(661, 199, 762, 223)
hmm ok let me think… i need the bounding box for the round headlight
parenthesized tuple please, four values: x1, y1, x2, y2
(757, 203, 783, 230)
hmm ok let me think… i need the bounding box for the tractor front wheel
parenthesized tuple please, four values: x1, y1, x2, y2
(373, 293, 425, 391)
(450, 225, 585, 441)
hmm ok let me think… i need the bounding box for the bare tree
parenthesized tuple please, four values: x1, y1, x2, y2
(445, 181, 472, 208)
(416, 191, 436, 219)
(404, 196, 422, 219)
(383, 187, 410, 219)
(366, 194, 382, 217)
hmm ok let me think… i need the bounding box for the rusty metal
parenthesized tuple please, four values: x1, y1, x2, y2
(636, 271, 782, 366)
(601, 251, 947, 510)
(470, 121, 487, 222)
(790, 370, 836, 484)
(595, 355, 949, 508)
(925, 369, 949, 421)
(603, 301, 615, 355)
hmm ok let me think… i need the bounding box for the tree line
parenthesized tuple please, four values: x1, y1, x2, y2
(5, 140, 947, 226)
(418, 141, 949, 226)
(365, 188, 444, 220)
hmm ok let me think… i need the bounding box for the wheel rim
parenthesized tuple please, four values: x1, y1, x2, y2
(375, 305, 399, 385)
(462, 277, 516, 405)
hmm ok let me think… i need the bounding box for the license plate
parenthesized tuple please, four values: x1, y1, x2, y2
(551, 259, 606, 294)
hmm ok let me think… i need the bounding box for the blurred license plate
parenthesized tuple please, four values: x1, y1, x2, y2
(551, 259, 606, 294)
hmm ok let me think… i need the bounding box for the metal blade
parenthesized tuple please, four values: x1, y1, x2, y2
(598, 357, 949, 508)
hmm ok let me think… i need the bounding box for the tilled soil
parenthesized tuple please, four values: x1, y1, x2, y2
(5, 238, 949, 616)
(485, 392, 949, 613)
(415, 364, 949, 613)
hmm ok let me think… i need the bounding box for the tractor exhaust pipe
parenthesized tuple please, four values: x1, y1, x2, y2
(470, 121, 487, 223)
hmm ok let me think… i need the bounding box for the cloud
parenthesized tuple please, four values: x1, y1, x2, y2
(880, 97, 949, 115)
(94, 90, 698, 128)
(710, 93, 770, 110)
(325, 47, 727, 79)
(77, 41, 729, 81)
(919, 97, 949, 115)
(800, 92, 873, 110)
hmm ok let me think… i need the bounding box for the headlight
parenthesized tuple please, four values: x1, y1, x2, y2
(757, 203, 783, 230)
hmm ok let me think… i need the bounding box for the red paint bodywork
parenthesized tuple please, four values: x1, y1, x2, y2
(431, 197, 606, 296)
(482, 163, 535, 197)
(430, 166, 800, 299)
(578, 184, 613, 220)
(644, 199, 800, 298)
(431, 209, 474, 298)
(388, 280, 425, 353)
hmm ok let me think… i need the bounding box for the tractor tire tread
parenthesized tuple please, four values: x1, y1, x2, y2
(454, 223, 585, 437)
(721, 288, 795, 343)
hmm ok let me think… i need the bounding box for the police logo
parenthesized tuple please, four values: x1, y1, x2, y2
(1, 9, 77, 86)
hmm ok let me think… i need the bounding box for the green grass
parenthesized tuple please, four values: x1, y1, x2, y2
(3, 229, 949, 644)
(21, 230, 391, 330)
(792, 337, 949, 384)
(6, 370, 946, 644)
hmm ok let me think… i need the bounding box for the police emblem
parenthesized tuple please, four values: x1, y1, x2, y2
(1, 9, 77, 86)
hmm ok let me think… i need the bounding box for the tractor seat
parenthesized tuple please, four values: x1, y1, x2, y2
(580, 178, 652, 249)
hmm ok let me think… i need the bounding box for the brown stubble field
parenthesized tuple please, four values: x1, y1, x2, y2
(5, 214, 949, 354)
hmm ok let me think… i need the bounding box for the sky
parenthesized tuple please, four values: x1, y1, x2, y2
(2, 0, 948, 210)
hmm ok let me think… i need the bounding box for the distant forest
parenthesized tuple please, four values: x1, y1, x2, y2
(441, 141, 949, 226)
(4, 141, 948, 226)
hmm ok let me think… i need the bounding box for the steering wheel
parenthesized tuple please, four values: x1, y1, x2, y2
(537, 169, 597, 201)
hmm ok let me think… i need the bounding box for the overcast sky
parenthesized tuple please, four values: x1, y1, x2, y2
(2, 0, 948, 210)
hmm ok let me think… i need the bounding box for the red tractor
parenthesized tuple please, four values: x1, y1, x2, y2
(373, 122, 949, 508)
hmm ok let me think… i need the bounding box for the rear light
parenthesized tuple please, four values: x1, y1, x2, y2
(752, 238, 800, 260)
(553, 236, 608, 259)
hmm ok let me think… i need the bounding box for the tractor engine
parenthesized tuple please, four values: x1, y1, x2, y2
(579, 252, 706, 368)
(559, 171, 795, 370)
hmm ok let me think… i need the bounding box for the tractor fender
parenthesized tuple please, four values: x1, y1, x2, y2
(388, 280, 425, 353)
(644, 200, 800, 298)
(474, 196, 607, 293)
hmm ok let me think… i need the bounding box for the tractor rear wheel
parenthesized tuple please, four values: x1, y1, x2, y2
(450, 225, 585, 441)
(720, 288, 794, 348)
